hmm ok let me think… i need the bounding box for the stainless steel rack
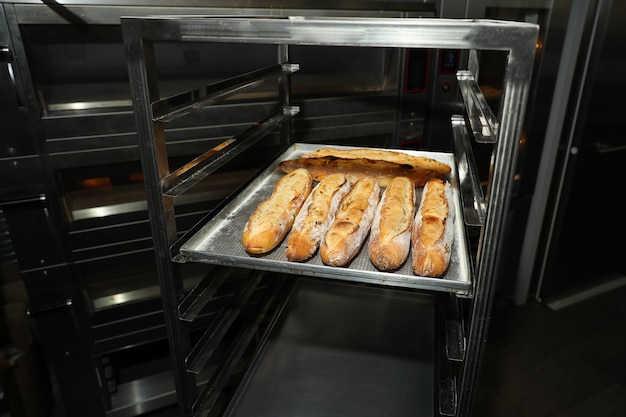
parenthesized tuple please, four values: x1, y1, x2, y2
(122, 15, 538, 417)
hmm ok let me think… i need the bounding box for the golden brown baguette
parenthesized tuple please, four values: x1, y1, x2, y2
(411, 178, 455, 277)
(368, 176, 416, 271)
(320, 176, 380, 267)
(279, 147, 451, 187)
(286, 173, 351, 262)
(303, 147, 449, 170)
(242, 168, 313, 255)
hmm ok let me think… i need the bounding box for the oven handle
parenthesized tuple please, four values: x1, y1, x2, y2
(0, 45, 25, 108)
(27, 299, 82, 332)
(27, 299, 74, 316)
(592, 142, 626, 155)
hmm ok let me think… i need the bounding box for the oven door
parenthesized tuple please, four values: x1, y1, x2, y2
(2, 2, 445, 416)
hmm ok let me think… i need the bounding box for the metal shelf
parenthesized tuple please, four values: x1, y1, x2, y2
(122, 15, 538, 417)
(452, 115, 486, 227)
(457, 70, 499, 144)
(161, 106, 299, 197)
(152, 64, 299, 122)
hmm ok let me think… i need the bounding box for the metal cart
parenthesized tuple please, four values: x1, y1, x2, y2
(121, 16, 538, 417)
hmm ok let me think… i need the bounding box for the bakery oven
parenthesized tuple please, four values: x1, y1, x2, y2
(0, 1, 484, 416)
(2, 0, 583, 415)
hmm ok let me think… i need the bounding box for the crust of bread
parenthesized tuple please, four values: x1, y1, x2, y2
(319, 176, 380, 267)
(279, 147, 450, 187)
(242, 168, 313, 254)
(411, 178, 454, 277)
(368, 176, 416, 271)
(303, 147, 450, 173)
(286, 173, 351, 262)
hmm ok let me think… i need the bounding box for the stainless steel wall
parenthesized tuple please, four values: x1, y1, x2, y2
(523, 0, 626, 304)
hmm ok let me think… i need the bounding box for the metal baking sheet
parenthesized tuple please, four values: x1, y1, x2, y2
(222, 278, 435, 417)
(179, 143, 472, 295)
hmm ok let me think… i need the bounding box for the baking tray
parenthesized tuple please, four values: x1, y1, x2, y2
(179, 143, 472, 295)
(222, 278, 435, 417)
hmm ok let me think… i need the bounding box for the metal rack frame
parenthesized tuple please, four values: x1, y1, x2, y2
(122, 16, 538, 417)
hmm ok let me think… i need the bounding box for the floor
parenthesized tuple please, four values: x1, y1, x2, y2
(141, 281, 626, 417)
(472, 283, 626, 417)
(4, 283, 625, 417)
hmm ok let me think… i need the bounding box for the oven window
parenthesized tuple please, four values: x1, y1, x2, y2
(21, 24, 278, 115)
(22, 24, 399, 116)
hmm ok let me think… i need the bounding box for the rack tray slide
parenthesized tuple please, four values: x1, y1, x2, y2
(179, 143, 471, 295)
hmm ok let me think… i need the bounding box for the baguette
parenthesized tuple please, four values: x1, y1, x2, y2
(411, 178, 455, 277)
(286, 173, 351, 262)
(242, 168, 313, 255)
(368, 176, 416, 271)
(320, 176, 380, 267)
(279, 147, 451, 187)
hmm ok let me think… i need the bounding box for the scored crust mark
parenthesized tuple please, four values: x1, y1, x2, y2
(378, 177, 415, 240)
(279, 147, 451, 187)
(242, 168, 313, 255)
(320, 176, 380, 267)
(411, 178, 455, 277)
(286, 173, 351, 262)
(368, 176, 416, 271)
